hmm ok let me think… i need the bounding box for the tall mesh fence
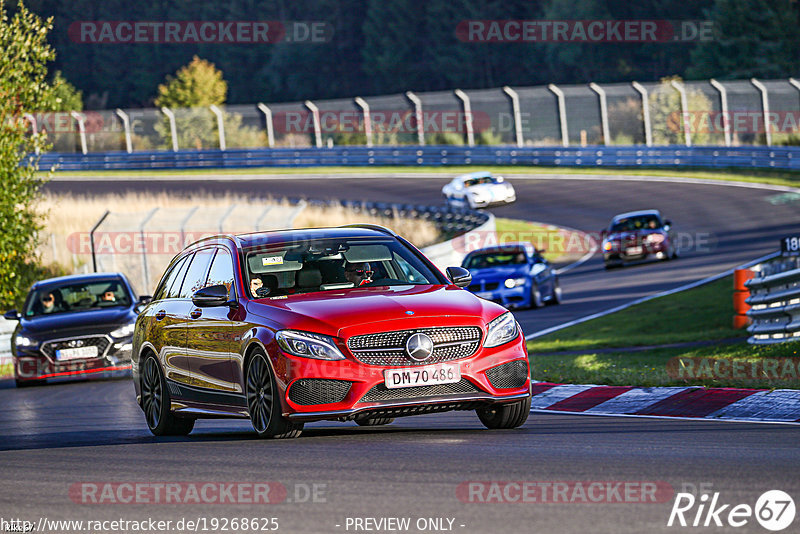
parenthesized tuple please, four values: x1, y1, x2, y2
(39, 78, 800, 152)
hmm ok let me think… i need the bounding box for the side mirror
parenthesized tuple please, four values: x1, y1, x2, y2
(192, 285, 231, 307)
(3, 309, 19, 321)
(663, 220, 672, 230)
(138, 295, 152, 305)
(446, 267, 472, 288)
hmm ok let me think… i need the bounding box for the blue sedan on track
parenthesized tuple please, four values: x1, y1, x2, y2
(462, 243, 561, 309)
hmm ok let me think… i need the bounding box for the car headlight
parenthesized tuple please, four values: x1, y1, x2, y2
(484, 312, 519, 348)
(15, 335, 36, 347)
(603, 241, 616, 251)
(276, 330, 346, 361)
(646, 233, 665, 243)
(504, 277, 527, 289)
(110, 323, 136, 338)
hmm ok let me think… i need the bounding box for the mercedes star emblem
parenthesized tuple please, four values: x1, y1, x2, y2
(405, 333, 434, 362)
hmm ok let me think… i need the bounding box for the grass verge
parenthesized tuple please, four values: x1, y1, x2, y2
(493, 217, 592, 265)
(45, 165, 800, 189)
(527, 275, 800, 389)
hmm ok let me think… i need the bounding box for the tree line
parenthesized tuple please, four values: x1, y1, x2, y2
(20, 0, 800, 110)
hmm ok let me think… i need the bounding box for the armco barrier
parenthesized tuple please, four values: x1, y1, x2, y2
(746, 267, 800, 344)
(39, 145, 800, 172)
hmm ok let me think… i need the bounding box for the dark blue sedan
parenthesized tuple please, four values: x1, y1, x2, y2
(462, 243, 561, 309)
(4, 272, 149, 387)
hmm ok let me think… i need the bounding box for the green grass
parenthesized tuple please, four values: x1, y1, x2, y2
(42, 165, 800, 188)
(527, 274, 800, 389)
(493, 217, 587, 264)
(532, 342, 800, 389)
(529, 276, 742, 353)
(0, 362, 12, 379)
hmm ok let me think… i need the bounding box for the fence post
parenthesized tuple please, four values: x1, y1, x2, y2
(670, 80, 692, 147)
(548, 84, 568, 147)
(304, 100, 323, 148)
(354, 97, 373, 147)
(405, 91, 425, 146)
(502, 86, 523, 148)
(70, 111, 88, 154)
(750, 78, 772, 146)
(454, 89, 475, 146)
(209, 105, 226, 151)
(218, 204, 237, 233)
(89, 210, 110, 272)
(257, 103, 275, 148)
(139, 208, 159, 291)
(631, 82, 653, 147)
(709, 79, 731, 147)
(254, 206, 273, 231)
(179, 207, 199, 250)
(22, 113, 39, 154)
(115, 109, 133, 153)
(160, 107, 178, 152)
(589, 83, 610, 146)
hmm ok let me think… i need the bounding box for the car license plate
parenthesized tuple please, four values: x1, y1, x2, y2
(384, 364, 460, 389)
(626, 246, 643, 255)
(55, 346, 98, 361)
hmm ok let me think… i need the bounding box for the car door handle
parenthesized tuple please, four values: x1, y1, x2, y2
(190, 309, 202, 319)
(155, 310, 166, 320)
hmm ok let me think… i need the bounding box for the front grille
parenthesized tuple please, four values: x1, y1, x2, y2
(40, 336, 111, 360)
(288, 379, 351, 405)
(468, 281, 500, 292)
(347, 327, 482, 366)
(359, 379, 480, 403)
(485, 360, 529, 389)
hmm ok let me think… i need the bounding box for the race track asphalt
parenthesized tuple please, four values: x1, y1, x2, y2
(1, 172, 795, 533)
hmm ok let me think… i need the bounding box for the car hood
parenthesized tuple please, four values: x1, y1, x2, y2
(21, 307, 135, 336)
(468, 265, 528, 281)
(246, 284, 504, 338)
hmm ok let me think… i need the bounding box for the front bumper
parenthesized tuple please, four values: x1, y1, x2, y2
(14, 335, 133, 382)
(466, 285, 529, 309)
(278, 334, 531, 422)
(604, 241, 668, 262)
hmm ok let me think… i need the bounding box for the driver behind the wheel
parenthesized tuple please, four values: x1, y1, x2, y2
(344, 262, 373, 286)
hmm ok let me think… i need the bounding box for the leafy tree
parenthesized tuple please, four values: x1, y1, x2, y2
(0, 0, 57, 309)
(41, 71, 82, 111)
(649, 77, 713, 146)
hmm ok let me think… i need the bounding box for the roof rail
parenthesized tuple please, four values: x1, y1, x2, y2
(340, 224, 398, 237)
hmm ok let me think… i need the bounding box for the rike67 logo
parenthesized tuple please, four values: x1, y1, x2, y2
(668, 490, 795, 531)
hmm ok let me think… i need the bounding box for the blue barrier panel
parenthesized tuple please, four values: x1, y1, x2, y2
(37, 145, 800, 172)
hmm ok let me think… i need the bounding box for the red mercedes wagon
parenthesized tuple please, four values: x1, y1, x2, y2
(132, 225, 531, 438)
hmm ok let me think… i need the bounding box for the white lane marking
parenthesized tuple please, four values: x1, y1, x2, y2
(525, 250, 779, 340)
(530, 384, 594, 410)
(706, 389, 800, 422)
(585, 386, 694, 414)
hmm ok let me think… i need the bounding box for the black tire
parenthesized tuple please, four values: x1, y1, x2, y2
(476, 395, 532, 429)
(529, 284, 543, 309)
(548, 279, 562, 305)
(246, 351, 303, 439)
(140, 355, 194, 436)
(355, 416, 395, 426)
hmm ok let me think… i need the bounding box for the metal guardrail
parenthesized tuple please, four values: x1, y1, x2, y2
(39, 145, 800, 172)
(746, 265, 800, 344)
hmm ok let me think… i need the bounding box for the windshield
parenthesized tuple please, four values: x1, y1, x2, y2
(610, 215, 661, 233)
(24, 278, 132, 317)
(463, 250, 527, 269)
(243, 237, 441, 298)
(464, 176, 498, 187)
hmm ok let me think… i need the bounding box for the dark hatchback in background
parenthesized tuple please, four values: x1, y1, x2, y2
(601, 209, 677, 269)
(462, 243, 561, 309)
(4, 272, 148, 387)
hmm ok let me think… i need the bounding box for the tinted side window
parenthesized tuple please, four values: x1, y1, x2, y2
(166, 255, 192, 299)
(205, 248, 235, 294)
(153, 256, 188, 301)
(178, 249, 214, 298)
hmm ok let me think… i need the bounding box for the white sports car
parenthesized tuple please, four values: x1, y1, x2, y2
(442, 171, 516, 209)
